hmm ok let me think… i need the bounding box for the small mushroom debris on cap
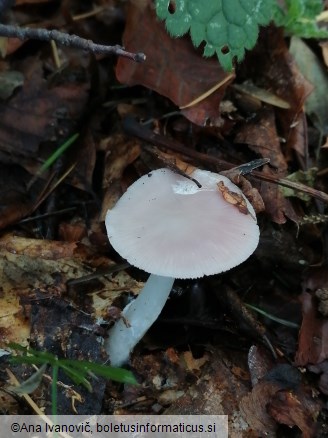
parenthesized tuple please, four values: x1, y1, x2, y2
(105, 168, 260, 366)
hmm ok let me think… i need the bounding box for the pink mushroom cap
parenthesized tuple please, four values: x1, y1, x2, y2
(106, 168, 260, 279)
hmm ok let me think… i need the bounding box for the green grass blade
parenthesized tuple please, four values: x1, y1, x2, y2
(63, 360, 138, 385)
(245, 303, 300, 328)
(39, 133, 79, 174)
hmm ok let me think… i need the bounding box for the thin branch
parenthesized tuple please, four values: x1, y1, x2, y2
(123, 117, 328, 204)
(0, 24, 146, 62)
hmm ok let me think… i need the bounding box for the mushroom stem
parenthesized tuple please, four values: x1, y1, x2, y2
(105, 274, 174, 366)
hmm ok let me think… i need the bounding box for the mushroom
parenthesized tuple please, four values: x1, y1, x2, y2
(105, 168, 260, 366)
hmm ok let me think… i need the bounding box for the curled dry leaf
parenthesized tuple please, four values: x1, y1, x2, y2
(220, 171, 265, 214)
(235, 108, 297, 223)
(182, 351, 209, 373)
(217, 181, 249, 215)
(237, 177, 265, 214)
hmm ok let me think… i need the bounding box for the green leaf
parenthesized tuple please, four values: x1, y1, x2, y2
(9, 343, 58, 366)
(62, 360, 138, 385)
(273, 0, 328, 39)
(8, 342, 29, 352)
(58, 362, 93, 391)
(280, 168, 318, 202)
(8, 343, 137, 388)
(155, 0, 274, 71)
(10, 356, 49, 366)
(245, 304, 299, 328)
(8, 343, 137, 418)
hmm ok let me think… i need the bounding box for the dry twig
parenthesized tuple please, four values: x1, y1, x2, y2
(0, 24, 146, 62)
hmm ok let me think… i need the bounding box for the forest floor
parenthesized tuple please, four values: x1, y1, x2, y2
(0, 1, 328, 437)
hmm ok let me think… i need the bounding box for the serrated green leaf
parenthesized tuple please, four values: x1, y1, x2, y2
(156, 1, 170, 19)
(273, 0, 328, 39)
(228, 24, 246, 49)
(216, 49, 233, 72)
(188, 0, 222, 23)
(207, 14, 228, 46)
(156, 0, 191, 37)
(303, 0, 323, 17)
(244, 24, 259, 50)
(155, 0, 274, 71)
(255, 2, 274, 24)
(190, 21, 206, 47)
(223, 0, 247, 27)
(287, 0, 304, 22)
(165, 14, 191, 37)
(203, 43, 216, 57)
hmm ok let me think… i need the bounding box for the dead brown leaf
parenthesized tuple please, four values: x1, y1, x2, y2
(0, 56, 89, 166)
(100, 133, 141, 219)
(241, 26, 313, 159)
(254, 166, 299, 223)
(0, 234, 77, 259)
(115, 0, 234, 126)
(58, 221, 87, 243)
(295, 291, 328, 366)
(182, 351, 209, 372)
(217, 180, 250, 215)
(234, 108, 297, 223)
(235, 108, 287, 170)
